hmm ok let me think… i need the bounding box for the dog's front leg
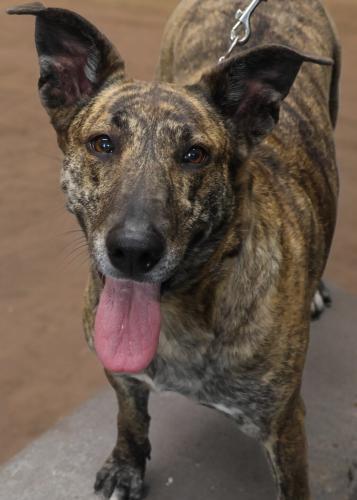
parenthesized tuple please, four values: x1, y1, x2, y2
(264, 395, 310, 500)
(95, 374, 151, 500)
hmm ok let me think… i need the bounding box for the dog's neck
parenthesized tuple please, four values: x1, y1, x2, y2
(161, 160, 280, 333)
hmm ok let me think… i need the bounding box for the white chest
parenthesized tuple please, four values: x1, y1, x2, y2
(130, 373, 261, 439)
(210, 403, 261, 438)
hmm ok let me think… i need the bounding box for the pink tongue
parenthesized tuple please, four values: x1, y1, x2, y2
(94, 277, 161, 373)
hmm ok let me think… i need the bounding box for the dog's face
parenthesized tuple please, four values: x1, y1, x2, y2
(63, 80, 235, 290)
(9, 4, 329, 293)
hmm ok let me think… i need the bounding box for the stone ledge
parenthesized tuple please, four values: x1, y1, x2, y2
(0, 286, 356, 500)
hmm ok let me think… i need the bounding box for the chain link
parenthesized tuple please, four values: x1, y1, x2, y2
(219, 0, 268, 63)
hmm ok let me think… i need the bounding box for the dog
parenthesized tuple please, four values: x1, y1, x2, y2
(8, 1, 340, 498)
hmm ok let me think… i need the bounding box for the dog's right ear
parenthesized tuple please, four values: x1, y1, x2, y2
(189, 45, 332, 152)
(7, 2, 125, 134)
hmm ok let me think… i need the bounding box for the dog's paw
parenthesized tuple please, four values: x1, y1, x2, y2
(310, 281, 332, 320)
(94, 456, 144, 500)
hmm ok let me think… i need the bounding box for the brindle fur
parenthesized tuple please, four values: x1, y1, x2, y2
(9, 1, 340, 499)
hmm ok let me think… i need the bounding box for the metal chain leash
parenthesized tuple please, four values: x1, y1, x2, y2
(219, 0, 268, 63)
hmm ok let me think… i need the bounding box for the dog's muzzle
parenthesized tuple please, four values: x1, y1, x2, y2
(106, 221, 166, 280)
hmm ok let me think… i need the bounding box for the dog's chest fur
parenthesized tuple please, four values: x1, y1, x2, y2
(136, 367, 262, 438)
(115, 311, 274, 439)
(125, 367, 263, 438)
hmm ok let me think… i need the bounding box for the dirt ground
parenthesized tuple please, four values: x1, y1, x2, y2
(0, 0, 356, 464)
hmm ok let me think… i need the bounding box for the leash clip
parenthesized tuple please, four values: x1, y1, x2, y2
(219, 0, 267, 63)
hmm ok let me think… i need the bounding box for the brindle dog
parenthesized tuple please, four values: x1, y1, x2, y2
(8, 1, 340, 499)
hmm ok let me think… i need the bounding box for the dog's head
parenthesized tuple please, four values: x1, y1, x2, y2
(8, 3, 332, 372)
(8, 2, 332, 288)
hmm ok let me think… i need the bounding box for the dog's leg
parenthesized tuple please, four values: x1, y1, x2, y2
(95, 374, 151, 500)
(264, 395, 310, 500)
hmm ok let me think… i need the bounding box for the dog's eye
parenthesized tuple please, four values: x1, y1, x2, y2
(90, 135, 115, 154)
(183, 146, 209, 165)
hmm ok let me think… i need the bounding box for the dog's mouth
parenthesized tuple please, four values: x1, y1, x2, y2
(92, 230, 203, 374)
(94, 276, 161, 374)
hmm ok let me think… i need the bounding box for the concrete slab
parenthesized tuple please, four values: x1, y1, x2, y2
(0, 287, 356, 500)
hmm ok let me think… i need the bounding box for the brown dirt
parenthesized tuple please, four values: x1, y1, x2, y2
(0, 0, 355, 464)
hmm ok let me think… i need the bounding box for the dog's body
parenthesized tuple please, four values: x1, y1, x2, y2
(9, 1, 340, 498)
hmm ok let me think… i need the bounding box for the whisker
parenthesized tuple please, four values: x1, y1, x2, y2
(63, 235, 87, 246)
(61, 229, 85, 236)
(60, 247, 89, 271)
(63, 243, 88, 258)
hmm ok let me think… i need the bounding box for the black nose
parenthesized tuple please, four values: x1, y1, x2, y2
(106, 222, 165, 278)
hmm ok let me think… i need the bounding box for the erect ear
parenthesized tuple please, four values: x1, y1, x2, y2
(7, 2, 125, 134)
(191, 45, 333, 150)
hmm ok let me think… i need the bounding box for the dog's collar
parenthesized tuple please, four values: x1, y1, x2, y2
(219, 0, 268, 63)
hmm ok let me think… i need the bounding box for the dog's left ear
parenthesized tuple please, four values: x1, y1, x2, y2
(7, 2, 125, 135)
(192, 45, 332, 148)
